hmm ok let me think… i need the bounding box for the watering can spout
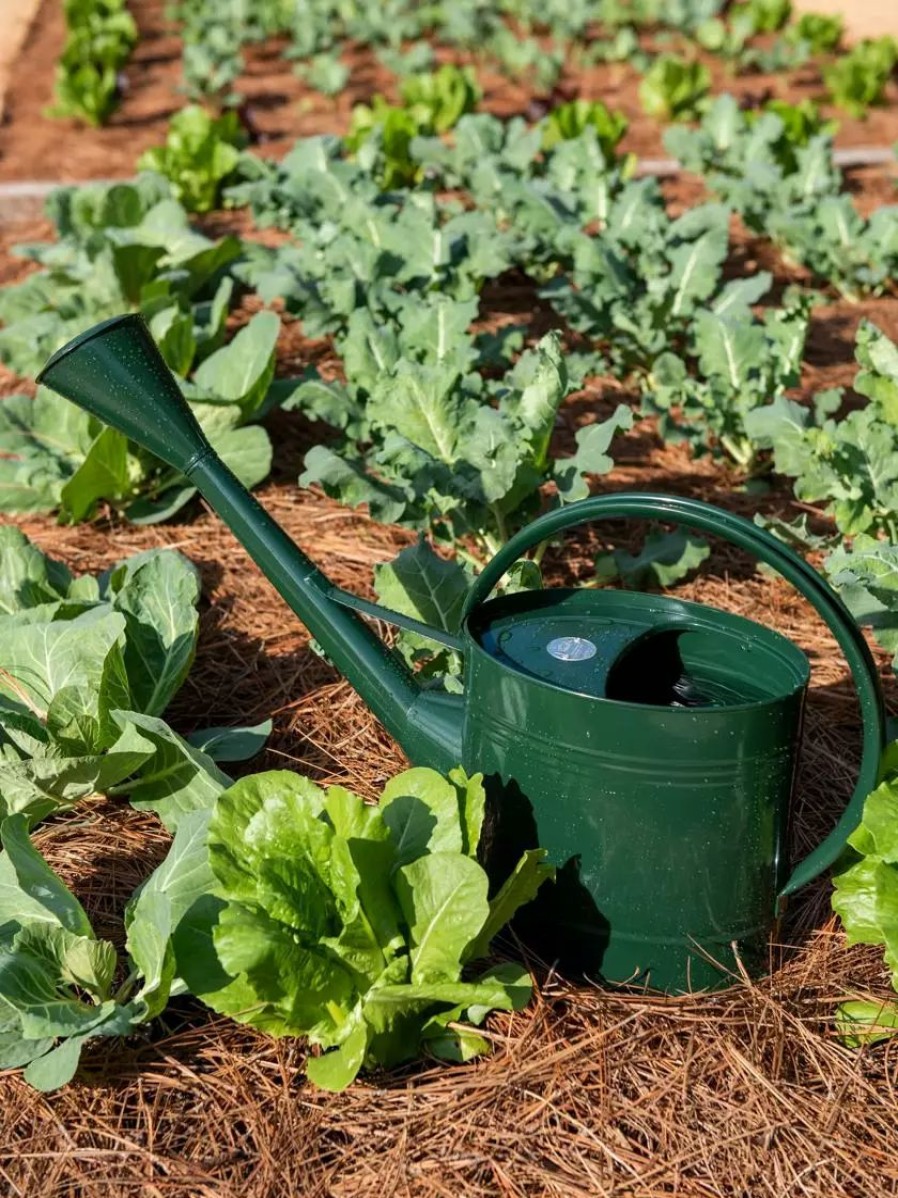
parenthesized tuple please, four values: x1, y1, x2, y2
(37, 314, 464, 771)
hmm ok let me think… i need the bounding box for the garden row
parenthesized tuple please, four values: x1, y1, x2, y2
(54, 0, 889, 127)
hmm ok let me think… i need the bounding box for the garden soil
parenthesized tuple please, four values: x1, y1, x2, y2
(2, 6, 898, 1194)
(5, 0, 898, 183)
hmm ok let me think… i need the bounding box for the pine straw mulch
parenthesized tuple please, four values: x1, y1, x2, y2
(0, 440, 896, 1196)
(3, 170, 898, 1198)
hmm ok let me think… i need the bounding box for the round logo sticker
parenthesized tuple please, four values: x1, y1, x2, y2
(546, 636, 597, 662)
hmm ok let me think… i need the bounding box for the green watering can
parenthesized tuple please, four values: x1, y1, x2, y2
(38, 314, 887, 992)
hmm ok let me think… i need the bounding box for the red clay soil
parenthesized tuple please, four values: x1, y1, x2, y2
(3, 0, 898, 182)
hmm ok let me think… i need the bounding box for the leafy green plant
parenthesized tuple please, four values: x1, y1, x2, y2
(665, 97, 897, 300)
(733, 0, 790, 33)
(485, 28, 566, 89)
(824, 37, 898, 118)
(638, 56, 711, 122)
(787, 10, 842, 55)
(0, 701, 245, 1092)
(831, 761, 898, 1048)
(347, 66, 481, 187)
(747, 99, 837, 167)
(230, 140, 514, 336)
(596, 529, 710, 589)
(0, 529, 202, 826)
(399, 65, 481, 133)
(541, 100, 628, 156)
(137, 106, 248, 214)
(696, 0, 789, 62)
(0, 175, 240, 380)
(181, 21, 244, 107)
(294, 50, 350, 96)
(665, 93, 840, 186)
(0, 310, 284, 523)
(745, 322, 898, 537)
(0, 806, 213, 1091)
(294, 322, 631, 561)
(645, 293, 811, 464)
(48, 0, 137, 126)
(543, 192, 767, 376)
(192, 766, 551, 1089)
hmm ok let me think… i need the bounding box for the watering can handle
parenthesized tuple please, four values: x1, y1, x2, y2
(462, 492, 887, 898)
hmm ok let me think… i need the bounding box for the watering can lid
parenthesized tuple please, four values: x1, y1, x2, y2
(467, 587, 810, 706)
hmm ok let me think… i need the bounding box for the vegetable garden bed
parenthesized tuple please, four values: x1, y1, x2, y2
(5, 0, 898, 182)
(2, 0, 898, 1193)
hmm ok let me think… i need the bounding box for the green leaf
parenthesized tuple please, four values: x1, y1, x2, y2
(0, 933, 117, 1041)
(125, 888, 176, 1018)
(0, 526, 72, 613)
(450, 766, 485, 859)
(0, 814, 93, 936)
(22, 1034, 87, 1092)
(554, 405, 633, 502)
(596, 529, 711, 589)
(125, 809, 216, 1011)
(300, 446, 408, 525)
(104, 550, 201, 717)
(381, 767, 467, 863)
(373, 540, 468, 648)
(186, 719, 272, 763)
(466, 850, 554, 961)
(193, 311, 280, 417)
(836, 999, 898, 1047)
(124, 481, 198, 526)
(369, 363, 466, 463)
(212, 425, 273, 491)
(0, 608, 127, 721)
(0, 719, 154, 825)
(508, 333, 568, 468)
(394, 853, 488, 984)
(113, 712, 230, 831)
(58, 427, 133, 524)
(305, 1017, 369, 1091)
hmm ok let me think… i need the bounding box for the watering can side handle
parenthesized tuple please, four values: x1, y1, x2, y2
(328, 586, 465, 651)
(464, 493, 887, 898)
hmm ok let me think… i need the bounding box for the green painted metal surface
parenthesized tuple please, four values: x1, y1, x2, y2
(38, 313, 887, 992)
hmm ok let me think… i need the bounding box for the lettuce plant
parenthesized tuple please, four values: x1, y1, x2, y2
(541, 100, 628, 157)
(138, 106, 248, 214)
(824, 37, 898, 118)
(638, 56, 711, 122)
(347, 66, 480, 187)
(833, 764, 898, 1047)
(192, 767, 552, 1089)
(787, 10, 842, 55)
(47, 0, 137, 126)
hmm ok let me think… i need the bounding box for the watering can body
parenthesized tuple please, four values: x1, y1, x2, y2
(462, 588, 807, 990)
(38, 314, 887, 993)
